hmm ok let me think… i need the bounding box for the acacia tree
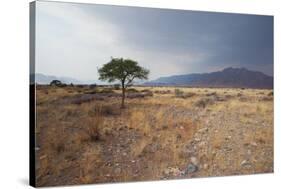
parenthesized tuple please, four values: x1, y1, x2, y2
(98, 57, 149, 108)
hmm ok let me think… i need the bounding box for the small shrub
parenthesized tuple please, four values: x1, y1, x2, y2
(206, 92, 217, 96)
(90, 104, 120, 116)
(85, 108, 104, 142)
(126, 88, 139, 93)
(154, 90, 171, 94)
(268, 91, 273, 96)
(260, 96, 273, 101)
(89, 84, 97, 89)
(195, 97, 215, 108)
(185, 92, 196, 98)
(174, 89, 195, 98)
(99, 88, 114, 93)
(144, 91, 153, 97)
(113, 84, 120, 90)
(174, 89, 184, 97)
(49, 129, 67, 154)
(140, 89, 151, 93)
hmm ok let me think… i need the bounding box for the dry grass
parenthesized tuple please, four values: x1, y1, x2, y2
(35, 85, 273, 186)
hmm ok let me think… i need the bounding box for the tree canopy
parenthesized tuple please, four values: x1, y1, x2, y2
(98, 57, 149, 108)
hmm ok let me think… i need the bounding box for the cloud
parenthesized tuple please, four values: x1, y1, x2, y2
(36, 1, 211, 81)
(35, 1, 273, 83)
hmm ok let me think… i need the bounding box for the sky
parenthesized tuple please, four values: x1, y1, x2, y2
(35, 1, 273, 82)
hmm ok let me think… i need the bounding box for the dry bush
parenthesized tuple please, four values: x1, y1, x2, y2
(83, 89, 99, 94)
(99, 88, 115, 93)
(206, 92, 217, 96)
(127, 93, 145, 99)
(184, 92, 196, 98)
(154, 90, 171, 94)
(126, 88, 139, 93)
(80, 108, 105, 142)
(174, 89, 196, 99)
(174, 88, 184, 96)
(268, 91, 273, 96)
(237, 93, 243, 97)
(47, 127, 68, 154)
(70, 94, 105, 104)
(144, 91, 153, 97)
(140, 89, 152, 93)
(113, 84, 120, 90)
(260, 96, 273, 101)
(90, 104, 120, 116)
(194, 97, 215, 108)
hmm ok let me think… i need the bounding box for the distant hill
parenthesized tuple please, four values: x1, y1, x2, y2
(32, 73, 86, 84)
(145, 67, 273, 89)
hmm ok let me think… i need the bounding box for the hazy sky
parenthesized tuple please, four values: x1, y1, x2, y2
(36, 1, 273, 81)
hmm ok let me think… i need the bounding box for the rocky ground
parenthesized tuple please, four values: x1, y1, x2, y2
(35, 86, 273, 186)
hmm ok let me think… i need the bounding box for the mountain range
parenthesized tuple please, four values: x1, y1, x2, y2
(32, 73, 95, 84)
(145, 67, 273, 89)
(33, 67, 273, 89)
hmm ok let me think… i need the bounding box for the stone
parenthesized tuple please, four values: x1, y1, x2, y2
(177, 134, 182, 140)
(203, 163, 208, 170)
(194, 137, 201, 142)
(163, 167, 182, 176)
(114, 167, 121, 174)
(251, 142, 258, 147)
(198, 141, 206, 147)
(241, 160, 252, 167)
(198, 127, 208, 133)
(190, 157, 199, 165)
(186, 163, 198, 174)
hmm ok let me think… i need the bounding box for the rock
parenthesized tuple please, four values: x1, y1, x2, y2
(114, 167, 121, 174)
(241, 160, 252, 167)
(143, 143, 161, 153)
(185, 163, 198, 174)
(203, 163, 208, 170)
(194, 137, 201, 142)
(39, 155, 47, 160)
(190, 157, 199, 165)
(198, 141, 206, 147)
(251, 142, 258, 147)
(163, 167, 182, 176)
(225, 135, 232, 140)
(223, 147, 232, 152)
(198, 127, 208, 133)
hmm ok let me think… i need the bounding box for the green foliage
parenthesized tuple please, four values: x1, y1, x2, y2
(98, 57, 149, 108)
(98, 57, 149, 87)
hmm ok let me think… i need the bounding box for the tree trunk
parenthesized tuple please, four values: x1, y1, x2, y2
(121, 81, 125, 108)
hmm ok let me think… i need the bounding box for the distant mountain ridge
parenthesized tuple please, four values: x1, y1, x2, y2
(32, 73, 106, 85)
(32, 73, 84, 84)
(145, 67, 273, 89)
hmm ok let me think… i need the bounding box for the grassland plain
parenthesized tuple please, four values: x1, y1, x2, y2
(35, 85, 273, 186)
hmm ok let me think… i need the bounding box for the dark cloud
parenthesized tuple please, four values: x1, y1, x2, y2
(37, 2, 273, 81)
